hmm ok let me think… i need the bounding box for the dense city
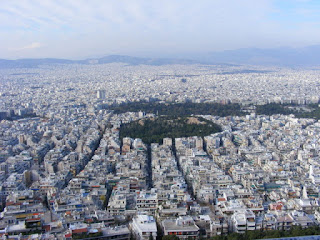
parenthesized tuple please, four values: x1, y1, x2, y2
(1, 63, 320, 239)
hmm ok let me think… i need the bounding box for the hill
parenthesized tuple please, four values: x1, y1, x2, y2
(119, 116, 222, 145)
(2, 45, 320, 68)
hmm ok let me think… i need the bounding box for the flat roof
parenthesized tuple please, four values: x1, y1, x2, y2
(162, 219, 199, 232)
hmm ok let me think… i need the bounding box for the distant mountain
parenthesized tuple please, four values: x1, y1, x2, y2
(86, 55, 199, 65)
(1, 45, 320, 68)
(0, 55, 198, 69)
(197, 45, 320, 66)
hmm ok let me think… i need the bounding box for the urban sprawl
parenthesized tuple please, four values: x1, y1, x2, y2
(1, 63, 320, 239)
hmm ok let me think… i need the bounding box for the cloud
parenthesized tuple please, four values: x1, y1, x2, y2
(10, 42, 43, 51)
(1, 0, 320, 58)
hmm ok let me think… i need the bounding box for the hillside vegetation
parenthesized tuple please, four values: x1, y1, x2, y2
(119, 116, 222, 144)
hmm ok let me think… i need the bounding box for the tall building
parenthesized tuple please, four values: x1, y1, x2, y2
(97, 89, 106, 99)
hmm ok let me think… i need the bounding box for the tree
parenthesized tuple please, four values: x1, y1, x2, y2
(162, 235, 179, 240)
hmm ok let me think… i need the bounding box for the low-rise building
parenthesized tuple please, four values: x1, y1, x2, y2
(162, 216, 199, 239)
(130, 215, 157, 240)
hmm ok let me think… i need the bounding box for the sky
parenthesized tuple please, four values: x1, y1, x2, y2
(1, 0, 320, 59)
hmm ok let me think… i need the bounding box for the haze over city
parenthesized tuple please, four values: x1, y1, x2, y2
(1, 0, 320, 59)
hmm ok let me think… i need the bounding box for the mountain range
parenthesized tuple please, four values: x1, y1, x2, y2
(1, 45, 320, 68)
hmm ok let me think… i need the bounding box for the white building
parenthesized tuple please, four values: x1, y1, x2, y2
(97, 89, 106, 99)
(230, 209, 258, 233)
(130, 215, 157, 240)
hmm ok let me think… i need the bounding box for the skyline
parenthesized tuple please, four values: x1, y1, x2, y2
(1, 0, 320, 59)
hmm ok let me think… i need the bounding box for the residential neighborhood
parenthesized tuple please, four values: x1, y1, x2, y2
(1, 63, 320, 239)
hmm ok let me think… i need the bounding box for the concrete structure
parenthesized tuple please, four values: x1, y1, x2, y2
(131, 215, 157, 240)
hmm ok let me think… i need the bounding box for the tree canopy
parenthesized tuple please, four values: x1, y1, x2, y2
(120, 116, 222, 144)
(110, 102, 245, 117)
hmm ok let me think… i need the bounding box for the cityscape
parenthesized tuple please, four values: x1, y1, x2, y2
(2, 0, 320, 239)
(1, 63, 320, 239)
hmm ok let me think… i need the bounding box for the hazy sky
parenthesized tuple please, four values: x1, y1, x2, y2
(1, 0, 320, 59)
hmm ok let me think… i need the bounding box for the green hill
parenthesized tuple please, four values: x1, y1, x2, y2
(119, 115, 222, 144)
